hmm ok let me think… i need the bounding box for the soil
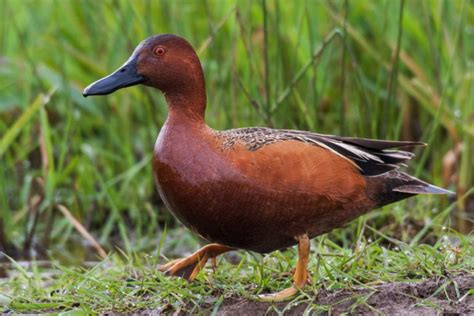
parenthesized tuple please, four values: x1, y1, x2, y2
(214, 272, 473, 315)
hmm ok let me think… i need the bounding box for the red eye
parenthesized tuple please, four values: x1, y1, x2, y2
(154, 47, 166, 56)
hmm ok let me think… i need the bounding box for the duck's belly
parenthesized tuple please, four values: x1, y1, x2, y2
(153, 152, 371, 253)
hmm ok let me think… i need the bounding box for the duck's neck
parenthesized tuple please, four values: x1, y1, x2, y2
(165, 91, 206, 126)
(164, 71, 207, 126)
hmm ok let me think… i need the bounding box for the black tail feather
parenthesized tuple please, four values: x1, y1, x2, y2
(367, 170, 455, 207)
(394, 184, 455, 195)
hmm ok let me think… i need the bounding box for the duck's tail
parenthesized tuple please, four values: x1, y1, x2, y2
(366, 170, 455, 208)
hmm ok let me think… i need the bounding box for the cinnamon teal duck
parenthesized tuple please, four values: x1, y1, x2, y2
(83, 34, 453, 301)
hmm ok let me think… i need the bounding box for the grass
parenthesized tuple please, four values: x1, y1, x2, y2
(0, 0, 473, 313)
(1, 195, 473, 313)
(2, 222, 472, 314)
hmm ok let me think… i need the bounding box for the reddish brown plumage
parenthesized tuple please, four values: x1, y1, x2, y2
(84, 33, 453, 269)
(153, 116, 377, 252)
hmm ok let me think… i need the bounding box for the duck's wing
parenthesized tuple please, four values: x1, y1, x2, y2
(217, 127, 425, 176)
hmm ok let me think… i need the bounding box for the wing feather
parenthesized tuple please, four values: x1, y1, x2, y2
(217, 127, 424, 176)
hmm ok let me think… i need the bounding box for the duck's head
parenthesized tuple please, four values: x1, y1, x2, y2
(83, 34, 204, 98)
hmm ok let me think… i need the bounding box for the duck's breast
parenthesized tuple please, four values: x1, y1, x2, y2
(153, 123, 247, 244)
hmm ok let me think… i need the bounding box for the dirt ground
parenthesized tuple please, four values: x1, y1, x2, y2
(214, 272, 473, 315)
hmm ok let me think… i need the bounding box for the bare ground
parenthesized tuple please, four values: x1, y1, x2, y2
(213, 272, 473, 315)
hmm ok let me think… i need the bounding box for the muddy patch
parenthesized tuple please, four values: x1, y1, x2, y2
(215, 272, 473, 315)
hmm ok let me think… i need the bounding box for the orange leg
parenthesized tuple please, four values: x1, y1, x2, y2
(158, 243, 233, 281)
(259, 234, 311, 301)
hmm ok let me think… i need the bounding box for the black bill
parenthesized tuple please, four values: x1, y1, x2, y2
(83, 55, 145, 96)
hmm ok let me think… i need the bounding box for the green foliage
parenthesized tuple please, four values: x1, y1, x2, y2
(0, 0, 473, 312)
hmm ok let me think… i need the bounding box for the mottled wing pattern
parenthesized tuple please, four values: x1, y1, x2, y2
(215, 127, 425, 176)
(218, 127, 291, 151)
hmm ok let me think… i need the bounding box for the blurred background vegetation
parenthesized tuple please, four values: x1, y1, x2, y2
(0, 0, 473, 263)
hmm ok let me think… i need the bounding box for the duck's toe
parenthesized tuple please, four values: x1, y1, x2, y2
(258, 286, 300, 302)
(158, 243, 233, 281)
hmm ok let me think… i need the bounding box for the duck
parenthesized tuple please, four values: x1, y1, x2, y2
(83, 34, 453, 301)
